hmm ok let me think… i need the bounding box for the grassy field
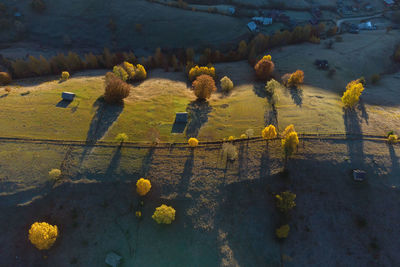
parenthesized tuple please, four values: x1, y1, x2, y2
(2, 31, 400, 143)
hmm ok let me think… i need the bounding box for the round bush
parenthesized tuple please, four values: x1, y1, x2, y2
(152, 204, 176, 224)
(254, 55, 275, 80)
(104, 72, 131, 104)
(220, 76, 234, 93)
(136, 178, 151, 196)
(28, 222, 58, 250)
(192, 74, 216, 100)
(188, 138, 199, 147)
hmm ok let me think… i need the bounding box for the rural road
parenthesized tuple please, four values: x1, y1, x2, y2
(336, 13, 384, 32)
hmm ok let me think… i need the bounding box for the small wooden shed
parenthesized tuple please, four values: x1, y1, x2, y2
(62, 92, 75, 101)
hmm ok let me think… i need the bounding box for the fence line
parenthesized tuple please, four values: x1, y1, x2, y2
(0, 133, 392, 149)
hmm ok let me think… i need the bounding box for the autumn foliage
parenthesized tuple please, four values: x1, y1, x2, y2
(341, 80, 364, 108)
(188, 138, 199, 147)
(192, 74, 217, 100)
(276, 224, 290, 239)
(136, 178, 151, 196)
(262, 125, 277, 139)
(0, 72, 11, 85)
(152, 204, 176, 224)
(104, 72, 130, 104)
(254, 55, 275, 80)
(287, 70, 304, 87)
(28, 222, 58, 250)
(275, 191, 296, 213)
(282, 131, 299, 158)
(188, 65, 216, 81)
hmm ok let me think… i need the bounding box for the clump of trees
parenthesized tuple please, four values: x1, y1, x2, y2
(0, 72, 11, 85)
(282, 70, 304, 87)
(113, 61, 147, 82)
(254, 55, 275, 80)
(28, 222, 58, 250)
(192, 74, 217, 100)
(220, 76, 234, 93)
(152, 204, 176, 224)
(281, 124, 299, 161)
(188, 65, 216, 81)
(104, 72, 130, 104)
(341, 80, 364, 108)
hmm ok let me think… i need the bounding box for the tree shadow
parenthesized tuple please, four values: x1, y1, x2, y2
(185, 100, 212, 138)
(0, 93, 8, 99)
(252, 83, 267, 98)
(140, 147, 155, 178)
(238, 142, 248, 180)
(104, 146, 123, 180)
(358, 99, 369, 124)
(388, 143, 399, 173)
(178, 149, 195, 197)
(56, 100, 72, 108)
(343, 108, 364, 168)
(265, 103, 278, 127)
(85, 97, 124, 144)
(79, 97, 123, 166)
(259, 145, 271, 180)
(289, 87, 303, 107)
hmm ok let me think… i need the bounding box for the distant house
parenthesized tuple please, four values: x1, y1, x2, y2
(358, 21, 376, 30)
(383, 0, 394, 6)
(62, 92, 75, 101)
(247, 21, 257, 32)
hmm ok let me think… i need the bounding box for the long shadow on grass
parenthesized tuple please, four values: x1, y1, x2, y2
(104, 146, 122, 180)
(289, 87, 303, 107)
(79, 97, 123, 166)
(178, 149, 195, 197)
(216, 177, 281, 266)
(343, 108, 365, 169)
(358, 99, 369, 124)
(140, 147, 155, 178)
(185, 100, 212, 138)
(388, 143, 399, 174)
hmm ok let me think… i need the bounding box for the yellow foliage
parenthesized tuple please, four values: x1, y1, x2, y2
(123, 61, 136, 80)
(135, 211, 142, 218)
(228, 136, 235, 141)
(28, 222, 58, 250)
(152, 204, 176, 224)
(48, 169, 61, 180)
(61, 71, 70, 81)
(115, 133, 128, 143)
(240, 134, 247, 139)
(220, 76, 234, 92)
(341, 80, 364, 108)
(135, 64, 147, 80)
(262, 55, 272, 61)
(287, 70, 304, 87)
(388, 134, 398, 144)
(282, 131, 299, 157)
(282, 124, 295, 138)
(276, 224, 290, 238)
(113, 65, 128, 81)
(136, 178, 151, 196)
(188, 137, 199, 147)
(276, 191, 296, 213)
(262, 125, 277, 139)
(188, 65, 216, 81)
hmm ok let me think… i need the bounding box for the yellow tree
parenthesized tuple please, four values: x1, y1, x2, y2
(28, 222, 59, 250)
(275, 191, 296, 213)
(282, 131, 299, 163)
(341, 80, 364, 108)
(281, 124, 295, 138)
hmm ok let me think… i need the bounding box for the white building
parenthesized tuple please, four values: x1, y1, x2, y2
(247, 21, 257, 32)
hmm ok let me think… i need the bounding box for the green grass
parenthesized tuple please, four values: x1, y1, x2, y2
(1, 71, 349, 143)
